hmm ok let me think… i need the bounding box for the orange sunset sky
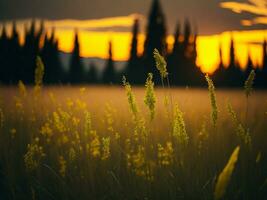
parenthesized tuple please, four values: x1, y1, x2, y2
(1, 0, 267, 73)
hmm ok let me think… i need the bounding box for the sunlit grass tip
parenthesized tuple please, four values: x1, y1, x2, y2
(35, 56, 45, 87)
(244, 69, 256, 98)
(205, 74, 218, 127)
(173, 104, 189, 148)
(214, 146, 240, 200)
(144, 73, 156, 121)
(153, 49, 168, 79)
(227, 102, 252, 148)
(122, 76, 139, 118)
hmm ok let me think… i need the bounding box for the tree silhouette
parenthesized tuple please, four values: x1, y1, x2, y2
(125, 19, 144, 84)
(183, 19, 191, 50)
(0, 25, 9, 84)
(41, 29, 63, 84)
(69, 31, 84, 84)
(143, 0, 167, 84)
(224, 36, 243, 87)
(9, 22, 22, 83)
(259, 39, 267, 88)
(245, 51, 253, 78)
(167, 22, 182, 85)
(102, 41, 116, 84)
(213, 44, 226, 87)
(22, 20, 43, 84)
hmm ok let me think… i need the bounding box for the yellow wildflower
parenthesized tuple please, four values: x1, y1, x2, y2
(58, 156, 67, 178)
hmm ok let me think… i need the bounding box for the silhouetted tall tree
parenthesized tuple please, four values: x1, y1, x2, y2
(259, 39, 267, 87)
(143, 0, 167, 84)
(167, 22, 182, 85)
(177, 20, 203, 86)
(9, 22, 22, 83)
(189, 30, 204, 86)
(183, 19, 191, 50)
(41, 29, 63, 84)
(245, 51, 253, 78)
(102, 41, 116, 84)
(125, 19, 144, 84)
(213, 44, 226, 87)
(22, 20, 43, 84)
(224, 36, 243, 87)
(0, 25, 9, 84)
(69, 31, 84, 84)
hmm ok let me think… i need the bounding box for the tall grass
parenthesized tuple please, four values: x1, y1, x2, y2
(0, 55, 266, 200)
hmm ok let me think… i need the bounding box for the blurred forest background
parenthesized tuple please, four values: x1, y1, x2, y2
(0, 0, 267, 87)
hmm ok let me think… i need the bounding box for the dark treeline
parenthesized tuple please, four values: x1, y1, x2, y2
(0, 0, 267, 87)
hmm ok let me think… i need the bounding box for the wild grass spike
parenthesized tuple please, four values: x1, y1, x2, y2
(122, 76, 139, 119)
(173, 104, 189, 148)
(144, 73, 156, 121)
(205, 74, 218, 127)
(153, 49, 168, 78)
(35, 56, 45, 87)
(244, 70, 256, 98)
(227, 102, 252, 148)
(18, 80, 27, 97)
(214, 146, 240, 200)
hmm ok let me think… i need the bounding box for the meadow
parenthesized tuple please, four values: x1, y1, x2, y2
(0, 54, 267, 200)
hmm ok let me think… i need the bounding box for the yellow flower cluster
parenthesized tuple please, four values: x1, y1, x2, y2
(40, 123, 53, 138)
(126, 145, 153, 180)
(53, 111, 68, 133)
(101, 137, 110, 160)
(69, 147, 76, 163)
(90, 135, 101, 158)
(58, 156, 67, 178)
(24, 139, 46, 172)
(157, 142, 174, 166)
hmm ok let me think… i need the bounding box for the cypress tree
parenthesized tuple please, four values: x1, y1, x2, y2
(167, 22, 182, 85)
(102, 41, 116, 84)
(143, 0, 167, 85)
(69, 31, 84, 84)
(0, 25, 9, 84)
(42, 29, 63, 84)
(126, 19, 144, 84)
(224, 36, 243, 87)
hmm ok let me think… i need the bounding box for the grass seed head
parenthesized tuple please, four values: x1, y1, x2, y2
(205, 74, 218, 127)
(153, 49, 168, 78)
(173, 104, 189, 148)
(244, 69, 256, 98)
(144, 73, 156, 121)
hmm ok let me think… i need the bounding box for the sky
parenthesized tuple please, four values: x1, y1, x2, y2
(0, 0, 267, 73)
(1, 0, 267, 34)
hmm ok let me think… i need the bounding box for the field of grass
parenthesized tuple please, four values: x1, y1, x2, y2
(0, 55, 267, 200)
(0, 82, 267, 199)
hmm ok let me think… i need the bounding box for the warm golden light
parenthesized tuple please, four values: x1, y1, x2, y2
(45, 14, 143, 29)
(197, 30, 267, 73)
(1, 19, 267, 74)
(52, 28, 267, 74)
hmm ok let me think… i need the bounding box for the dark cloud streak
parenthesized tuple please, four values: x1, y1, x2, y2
(0, 0, 265, 34)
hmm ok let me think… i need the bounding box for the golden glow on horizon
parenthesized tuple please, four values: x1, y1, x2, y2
(52, 29, 145, 60)
(45, 14, 143, 29)
(197, 30, 267, 73)
(55, 29, 265, 74)
(1, 21, 267, 74)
